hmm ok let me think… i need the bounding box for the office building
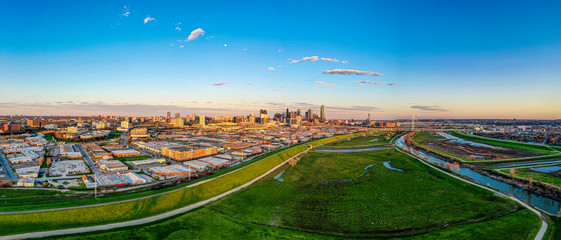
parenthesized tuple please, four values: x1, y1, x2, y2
(320, 105, 326, 122)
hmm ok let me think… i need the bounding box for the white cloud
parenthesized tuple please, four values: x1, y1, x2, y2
(179, 45, 184, 48)
(411, 105, 450, 112)
(267, 67, 276, 71)
(290, 56, 347, 64)
(278, 49, 284, 52)
(175, 27, 181, 31)
(211, 82, 231, 86)
(323, 69, 383, 76)
(359, 80, 385, 85)
(121, 6, 130, 17)
(321, 57, 339, 62)
(290, 56, 319, 63)
(187, 28, 205, 41)
(315, 81, 325, 84)
(144, 15, 155, 24)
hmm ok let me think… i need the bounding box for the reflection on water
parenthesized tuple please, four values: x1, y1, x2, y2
(396, 135, 561, 215)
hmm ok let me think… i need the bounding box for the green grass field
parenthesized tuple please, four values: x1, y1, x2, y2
(450, 131, 556, 155)
(321, 133, 393, 148)
(498, 167, 561, 187)
(412, 131, 558, 162)
(0, 132, 368, 236)
(208, 148, 536, 238)
(0, 188, 87, 206)
(45, 148, 542, 239)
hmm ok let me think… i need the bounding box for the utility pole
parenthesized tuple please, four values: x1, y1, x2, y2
(94, 174, 97, 199)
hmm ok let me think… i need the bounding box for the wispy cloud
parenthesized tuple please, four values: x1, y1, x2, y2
(315, 81, 325, 84)
(211, 82, 231, 86)
(267, 67, 276, 71)
(410, 105, 450, 112)
(187, 28, 205, 41)
(121, 6, 130, 17)
(358, 80, 385, 85)
(323, 69, 383, 76)
(247, 82, 256, 85)
(290, 56, 319, 63)
(175, 27, 181, 31)
(144, 15, 155, 24)
(290, 56, 347, 63)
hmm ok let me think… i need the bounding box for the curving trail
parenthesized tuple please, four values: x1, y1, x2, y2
(0, 146, 313, 240)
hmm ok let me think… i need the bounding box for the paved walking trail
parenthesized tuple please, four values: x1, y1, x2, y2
(396, 148, 548, 240)
(0, 146, 313, 240)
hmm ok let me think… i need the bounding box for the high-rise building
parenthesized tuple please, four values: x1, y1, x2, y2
(367, 113, 371, 123)
(297, 109, 301, 117)
(307, 109, 313, 121)
(174, 113, 180, 119)
(121, 121, 129, 129)
(172, 118, 184, 128)
(199, 115, 205, 126)
(320, 105, 326, 122)
(185, 115, 191, 122)
(167, 112, 171, 119)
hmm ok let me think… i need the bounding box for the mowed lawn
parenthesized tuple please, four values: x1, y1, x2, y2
(47, 148, 542, 240)
(499, 167, 561, 186)
(321, 133, 393, 148)
(207, 148, 539, 238)
(450, 131, 557, 155)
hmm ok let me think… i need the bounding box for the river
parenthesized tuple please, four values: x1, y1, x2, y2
(396, 135, 561, 215)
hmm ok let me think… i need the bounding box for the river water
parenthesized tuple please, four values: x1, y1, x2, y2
(396, 135, 561, 215)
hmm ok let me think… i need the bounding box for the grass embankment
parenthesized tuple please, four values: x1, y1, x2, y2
(321, 133, 393, 148)
(113, 155, 151, 161)
(413, 131, 559, 162)
(209, 148, 536, 238)
(498, 168, 561, 186)
(0, 132, 364, 236)
(0, 189, 87, 206)
(450, 131, 556, 155)
(47, 148, 541, 239)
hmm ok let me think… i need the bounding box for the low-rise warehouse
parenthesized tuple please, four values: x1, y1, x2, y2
(161, 145, 218, 161)
(198, 156, 230, 168)
(98, 160, 128, 172)
(148, 164, 195, 178)
(128, 158, 166, 167)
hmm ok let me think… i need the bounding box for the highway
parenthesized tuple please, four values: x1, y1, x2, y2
(0, 152, 17, 181)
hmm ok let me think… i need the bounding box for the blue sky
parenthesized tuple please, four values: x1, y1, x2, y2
(1, 0, 560, 119)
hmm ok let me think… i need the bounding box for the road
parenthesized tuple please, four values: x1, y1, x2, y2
(75, 144, 99, 175)
(0, 146, 313, 240)
(0, 152, 17, 181)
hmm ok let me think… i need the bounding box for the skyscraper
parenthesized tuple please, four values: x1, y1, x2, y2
(199, 115, 205, 126)
(367, 113, 371, 123)
(307, 109, 313, 121)
(174, 113, 180, 119)
(320, 105, 326, 122)
(167, 112, 171, 119)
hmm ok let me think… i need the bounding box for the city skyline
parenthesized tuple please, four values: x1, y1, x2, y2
(1, 1, 560, 119)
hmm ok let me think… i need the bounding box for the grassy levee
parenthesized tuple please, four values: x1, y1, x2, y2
(42, 208, 540, 240)
(45, 148, 542, 240)
(450, 131, 556, 155)
(321, 132, 394, 149)
(208, 148, 534, 238)
(0, 132, 363, 236)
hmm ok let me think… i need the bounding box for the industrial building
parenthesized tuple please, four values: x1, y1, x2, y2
(148, 164, 195, 178)
(161, 145, 218, 161)
(98, 160, 128, 172)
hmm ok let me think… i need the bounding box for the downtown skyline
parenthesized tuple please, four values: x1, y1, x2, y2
(1, 0, 560, 119)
